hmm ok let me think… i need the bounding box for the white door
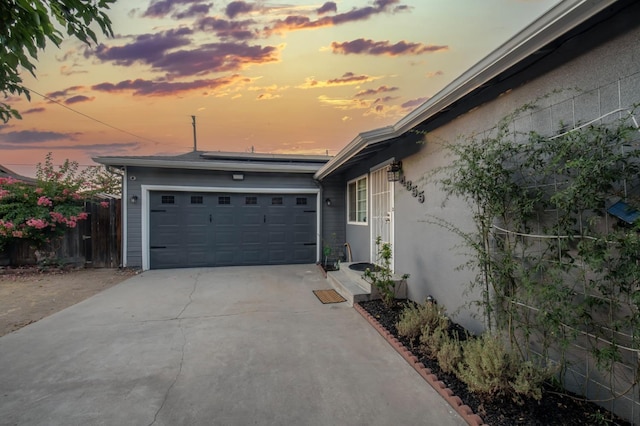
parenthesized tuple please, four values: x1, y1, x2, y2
(370, 165, 394, 270)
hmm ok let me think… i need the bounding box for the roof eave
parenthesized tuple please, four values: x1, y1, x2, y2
(314, 0, 618, 181)
(93, 157, 323, 174)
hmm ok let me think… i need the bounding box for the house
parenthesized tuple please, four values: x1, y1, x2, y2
(319, 0, 640, 327)
(93, 151, 329, 270)
(0, 164, 36, 185)
(95, 0, 639, 419)
(316, 0, 640, 422)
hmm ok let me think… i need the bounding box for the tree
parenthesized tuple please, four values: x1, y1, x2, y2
(0, 153, 114, 252)
(0, 0, 115, 123)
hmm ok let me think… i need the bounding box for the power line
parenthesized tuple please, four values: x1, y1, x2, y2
(23, 86, 165, 145)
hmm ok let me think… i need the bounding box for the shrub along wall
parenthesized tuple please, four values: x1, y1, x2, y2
(432, 86, 640, 423)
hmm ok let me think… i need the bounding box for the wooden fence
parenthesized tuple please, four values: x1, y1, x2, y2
(0, 199, 121, 268)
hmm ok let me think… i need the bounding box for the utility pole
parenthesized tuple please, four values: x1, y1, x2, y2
(191, 115, 197, 152)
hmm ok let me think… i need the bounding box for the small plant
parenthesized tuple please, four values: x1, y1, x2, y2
(456, 333, 550, 404)
(363, 236, 409, 308)
(322, 233, 341, 271)
(436, 333, 463, 374)
(397, 299, 448, 344)
(419, 323, 449, 359)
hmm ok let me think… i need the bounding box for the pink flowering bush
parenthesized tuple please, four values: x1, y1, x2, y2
(0, 154, 110, 251)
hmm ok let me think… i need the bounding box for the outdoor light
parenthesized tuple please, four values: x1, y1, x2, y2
(130, 195, 138, 204)
(387, 160, 402, 182)
(325, 198, 332, 206)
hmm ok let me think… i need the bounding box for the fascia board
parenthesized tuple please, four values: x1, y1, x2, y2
(315, 0, 617, 181)
(93, 158, 322, 173)
(395, 0, 616, 133)
(314, 126, 396, 179)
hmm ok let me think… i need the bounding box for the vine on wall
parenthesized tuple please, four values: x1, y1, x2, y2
(435, 102, 640, 404)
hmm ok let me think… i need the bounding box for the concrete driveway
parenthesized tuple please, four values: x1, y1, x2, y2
(0, 265, 465, 426)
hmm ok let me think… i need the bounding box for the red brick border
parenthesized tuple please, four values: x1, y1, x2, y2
(353, 302, 486, 426)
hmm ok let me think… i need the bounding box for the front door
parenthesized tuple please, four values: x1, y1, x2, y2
(370, 165, 394, 270)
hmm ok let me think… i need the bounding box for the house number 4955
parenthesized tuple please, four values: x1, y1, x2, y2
(399, 176, 425, 203)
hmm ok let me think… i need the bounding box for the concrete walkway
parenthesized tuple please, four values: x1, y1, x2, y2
(0, 265, 465, 426)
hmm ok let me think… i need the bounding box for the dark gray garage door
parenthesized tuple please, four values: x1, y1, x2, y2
(149, 192, 317, 269)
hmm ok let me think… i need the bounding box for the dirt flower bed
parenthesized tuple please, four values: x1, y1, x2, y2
(358, 299, 632, 426)
(0, 267, 138, 337)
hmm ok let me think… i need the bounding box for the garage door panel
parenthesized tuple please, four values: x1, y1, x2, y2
(215, 229, 237, 244)
(267, 230, 286, 243)
(240, 213, 262, 225)
(242, 230, 261, 244)
(268, 249, 286, 263)
(241, 249, 262, 264)
(149, 191, 316, 269)
(215, 250, 235, 265)
(293, 246, 314, 262)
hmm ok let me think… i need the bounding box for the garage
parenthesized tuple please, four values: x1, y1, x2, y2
(149, 191, 317, 269)
(93, 150, 328, 270)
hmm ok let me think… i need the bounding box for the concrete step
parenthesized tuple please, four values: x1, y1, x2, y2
(326, 263, 372, 306)
(326, 262, 409, 306)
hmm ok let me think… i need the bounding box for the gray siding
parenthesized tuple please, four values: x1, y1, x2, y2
(320, 175, 346, 260)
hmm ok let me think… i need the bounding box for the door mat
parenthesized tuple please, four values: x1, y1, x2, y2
(313, 289, 346, 304)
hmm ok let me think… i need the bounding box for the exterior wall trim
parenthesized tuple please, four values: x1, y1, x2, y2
(122, 168, 129, 267)
(346, 174, 369, 227)
(139, 184, 321, 270)
(97, 158, 323, 174)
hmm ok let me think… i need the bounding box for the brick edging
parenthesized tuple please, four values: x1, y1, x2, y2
(353, 303, 486, 426)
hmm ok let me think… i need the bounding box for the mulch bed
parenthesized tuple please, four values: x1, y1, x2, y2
(357, 299, 632, 426)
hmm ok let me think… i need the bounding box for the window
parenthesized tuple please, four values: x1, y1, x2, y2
(190, 195, 203, 204)
(296, 197, 307, 205)
(245, 196, 258, 205)
(348, 176, 367, 223)
(272, 197, 283, 205)
(218, 196, 231, 205)
(161, 195, 175, 204)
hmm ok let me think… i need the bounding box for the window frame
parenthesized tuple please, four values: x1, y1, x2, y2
(347, 175, 368, 225)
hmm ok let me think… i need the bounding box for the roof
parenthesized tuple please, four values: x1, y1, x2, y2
(94, 151, 331, 174)
(315, 0, 629, 180)
(0, 164, 36, 185)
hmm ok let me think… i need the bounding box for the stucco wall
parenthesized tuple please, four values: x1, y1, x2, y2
(395, 24, 640, 334)
(124, 166, 319, 268)
(393, 22, 640, 423)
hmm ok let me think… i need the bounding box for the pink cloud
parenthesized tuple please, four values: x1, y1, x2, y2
(331, 39, 448, 56)
(401, 97, 430, 109)
(328, 72, 370, 85)
(91, 30, 278, 78)
(317, 2, 337, 15)
(267, 0, 407, 35)
(226, 1, 253, 19)
(196, 17, 258, 40)
(91, 75, 247, 97)
(65, 95, 94, 105)
(355, 86, 399, 97)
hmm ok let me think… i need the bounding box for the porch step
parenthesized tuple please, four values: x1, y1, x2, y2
(326, 263, 372, 306)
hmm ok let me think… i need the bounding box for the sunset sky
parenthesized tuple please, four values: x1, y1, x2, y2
(1, 0, 560, 177)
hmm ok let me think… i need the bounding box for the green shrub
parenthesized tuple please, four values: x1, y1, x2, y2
(419, 324, 449, 358)
(456, 334, 550, 404)
(396, 300, 448, 345)
(436, 333, 463, 374)
(363, 236, 409, 308)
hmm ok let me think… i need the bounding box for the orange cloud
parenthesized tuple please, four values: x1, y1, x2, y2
(298, 72, 379, 89)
